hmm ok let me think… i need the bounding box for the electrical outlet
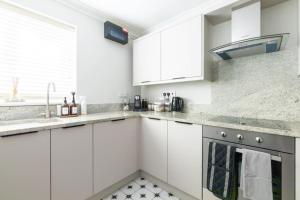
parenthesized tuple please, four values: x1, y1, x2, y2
(163, 91, 176, 102)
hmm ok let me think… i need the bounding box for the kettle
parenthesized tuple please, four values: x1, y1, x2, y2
(171, 97, 184, 112)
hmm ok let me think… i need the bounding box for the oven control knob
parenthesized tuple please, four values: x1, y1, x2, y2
(220, 131, 227, 137)
(255, 137, 264, 143)
(237, 134, 244, 141)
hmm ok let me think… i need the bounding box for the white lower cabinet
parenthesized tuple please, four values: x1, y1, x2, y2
(140, 118, 168, 182)
(0, 116, 205, 200)
(51, 124, 93, 200)
(168, 121, 203, 199)
(0, 130, 50, 200)
(93, 118, 139, 193)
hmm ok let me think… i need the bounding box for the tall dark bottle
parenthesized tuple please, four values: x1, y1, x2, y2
(70, 92, 78, 116)
(61, 97, 69, 117)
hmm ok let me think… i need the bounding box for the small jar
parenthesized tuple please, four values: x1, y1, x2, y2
(154, 101, 165, 112)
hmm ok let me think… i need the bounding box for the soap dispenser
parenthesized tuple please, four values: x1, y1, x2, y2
(70, 92, 78, 116)
(61, 97, 69, 117)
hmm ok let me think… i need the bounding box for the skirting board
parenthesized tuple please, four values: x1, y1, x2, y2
(87, 171, 140, 200)
(140, 171, 200, 200)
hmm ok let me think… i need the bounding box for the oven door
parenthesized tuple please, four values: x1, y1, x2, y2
(202, 138, 295, 200)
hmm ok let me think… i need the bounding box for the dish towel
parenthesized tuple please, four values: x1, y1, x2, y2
(240, 149, 273, 200)
(207, 142, 237, 200)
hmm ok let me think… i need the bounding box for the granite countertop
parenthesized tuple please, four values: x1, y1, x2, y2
(0, 112, 139, 137)
(0, 111, 300, 138)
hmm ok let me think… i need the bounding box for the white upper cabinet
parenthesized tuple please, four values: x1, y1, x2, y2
(0, 131, 50, 200)
(133, 32, 161, 85)
(51, 125, 93, 200)
(133, 15, 205, 86)
(161, 15, 203, 81)
(93, 118, 139, 193)
(140, 118, 168, 182)
(168, 121, 202, 199)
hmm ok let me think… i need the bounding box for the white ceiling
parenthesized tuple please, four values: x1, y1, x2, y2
(77, 0, 210, 33)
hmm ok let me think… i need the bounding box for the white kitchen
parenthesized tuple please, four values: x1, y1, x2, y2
(0, 0, 299, 200)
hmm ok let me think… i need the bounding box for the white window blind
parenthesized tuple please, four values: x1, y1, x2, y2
(0, 0, 76, 100)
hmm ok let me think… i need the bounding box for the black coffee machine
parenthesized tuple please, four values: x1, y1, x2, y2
(134, 95, 141, 110)
(134, 95, 148, 111)
(171, 97, 184, 112)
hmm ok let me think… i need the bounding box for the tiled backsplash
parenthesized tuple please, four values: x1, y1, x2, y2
(185, 48, 300, 121)
(0, 104, 122, 121)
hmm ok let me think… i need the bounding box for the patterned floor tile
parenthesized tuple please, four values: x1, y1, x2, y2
(152, 197, 164, 200)
(134, 177, 149, 186)
(145, 183, 162, 194)
(124, 194, 134, 199)
(152, 192, 163, 199)
(121, 181, 141, 195)
(131, 188, 154, 200)
(103, 177, 180, 200)
(104, 191, 126, 200)
(160, 191, 180, 200)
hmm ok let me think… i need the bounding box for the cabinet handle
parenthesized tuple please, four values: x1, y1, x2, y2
(62, 124, 86, 129)
(0, 131, 39, 138)
(174, 121, 193, 125)
(148, 117, 161, 121)
(141, 81, 150, 83)
(111, 118, 126, 122)
(172, 77, 186, 80)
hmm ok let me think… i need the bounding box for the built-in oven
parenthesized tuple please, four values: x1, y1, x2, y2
(202, 125, 295, 200)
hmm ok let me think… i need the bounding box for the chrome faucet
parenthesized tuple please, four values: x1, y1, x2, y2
(45, 82, 56, 118)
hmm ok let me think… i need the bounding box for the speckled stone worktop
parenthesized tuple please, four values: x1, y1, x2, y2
(0, 111, 300, 138)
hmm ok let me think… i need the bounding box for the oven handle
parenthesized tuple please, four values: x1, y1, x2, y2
(236, 148, 282, 162)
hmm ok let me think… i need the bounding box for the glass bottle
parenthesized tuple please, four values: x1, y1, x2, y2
(70, 92, 78, 116)
(61, 97, 69, 117)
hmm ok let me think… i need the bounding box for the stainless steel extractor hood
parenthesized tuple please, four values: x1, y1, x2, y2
(209, 33, 290, 60)
(209, 0, 290, 60)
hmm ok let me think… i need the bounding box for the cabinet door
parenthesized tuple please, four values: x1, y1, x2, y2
(51, 125, 93, 200)
(94, 118, 138, 193)
(168, 121, 202, 199)
(161, 15, 203, 80)
(133, 32, 161, 85)
(0, 131, 50, 200)
(140, 118, 168, 181)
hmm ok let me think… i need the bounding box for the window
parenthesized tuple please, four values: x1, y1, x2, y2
(0, 0, 77, 103)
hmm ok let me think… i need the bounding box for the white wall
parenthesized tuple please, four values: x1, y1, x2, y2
(262, 0, 298, 49)
(8, 0, 138, 104)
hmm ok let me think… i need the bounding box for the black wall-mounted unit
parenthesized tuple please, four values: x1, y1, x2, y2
(104, 21, 128, 45)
